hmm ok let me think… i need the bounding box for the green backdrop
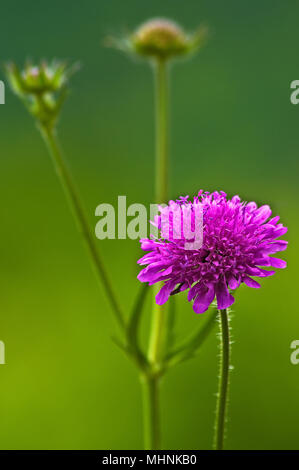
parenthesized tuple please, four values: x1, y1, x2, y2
(0, 0, 297, 449)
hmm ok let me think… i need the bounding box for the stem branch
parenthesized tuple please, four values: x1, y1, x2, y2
(40, 125, 125, 331)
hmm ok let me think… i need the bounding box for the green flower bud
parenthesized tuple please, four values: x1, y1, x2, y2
(109, 18, 208, 62)
(5, 60, 77, 128)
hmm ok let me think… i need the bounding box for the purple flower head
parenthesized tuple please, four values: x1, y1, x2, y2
(137, 191, 288, 313)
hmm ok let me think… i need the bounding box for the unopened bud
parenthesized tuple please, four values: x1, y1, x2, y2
(6, 61, 78, 128)
(108, 18, 208, 62)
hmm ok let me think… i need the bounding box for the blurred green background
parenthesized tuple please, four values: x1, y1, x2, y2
(0, 0, 298, 450)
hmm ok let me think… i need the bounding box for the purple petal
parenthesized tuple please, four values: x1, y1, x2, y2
(215, 279, 235, 310)
(246, 266, 276, 277)
(137, 268, 161, 283)
(269, 257, 287, 268)
(226, 274, 240, 290)
(264, 240, 288, 254)
(254, 256, 271, 267)
(140, 239, 154, 251)
(268, 216, 280, 225)
(273, 226, 288, 237)
(231, 195, 241, 204)
(155, 282, 176, 305)
(192, 284, 215, 314)
(243, 276, 261, 288)
(254, 205, 272, 224)
(188, 283, 200, 301)
(246, 202, 257, 212)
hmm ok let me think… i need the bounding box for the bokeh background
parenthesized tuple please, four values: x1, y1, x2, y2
(0, 0, 298, 450)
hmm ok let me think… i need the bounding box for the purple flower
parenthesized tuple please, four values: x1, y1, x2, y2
(137, 191, 288, 313)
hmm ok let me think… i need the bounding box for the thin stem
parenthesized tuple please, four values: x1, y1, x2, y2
(148, 59, 169, 364)
(141, 373, 161, 450)
(154, 59, 169, 204)
(143, 59, 170, 449)
(39, 124, 125, 331)
(214, 308, 231, 450)
(148, 284, 167, 366)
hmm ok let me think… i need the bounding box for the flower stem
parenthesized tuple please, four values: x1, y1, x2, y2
(214, 308, 231, 450)
(143, 59, 169, 450)
(39, 124, 125, 332)
(154, 59, 168, 204)
(148, 287, 167, 366)
(141, 373, 161, 450)
(148, 59, 169, 364)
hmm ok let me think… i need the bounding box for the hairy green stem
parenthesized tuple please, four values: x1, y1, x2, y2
(214, 308, 230, 450)
(39, 125, 125, 332)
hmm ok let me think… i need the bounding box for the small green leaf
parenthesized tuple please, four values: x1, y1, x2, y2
(111, 335, 129, 355)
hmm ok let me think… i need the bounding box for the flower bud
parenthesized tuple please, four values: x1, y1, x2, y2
(6, 61, 77, 128)
(109, 18, 208, 62)
(133, 19, 187, 58)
